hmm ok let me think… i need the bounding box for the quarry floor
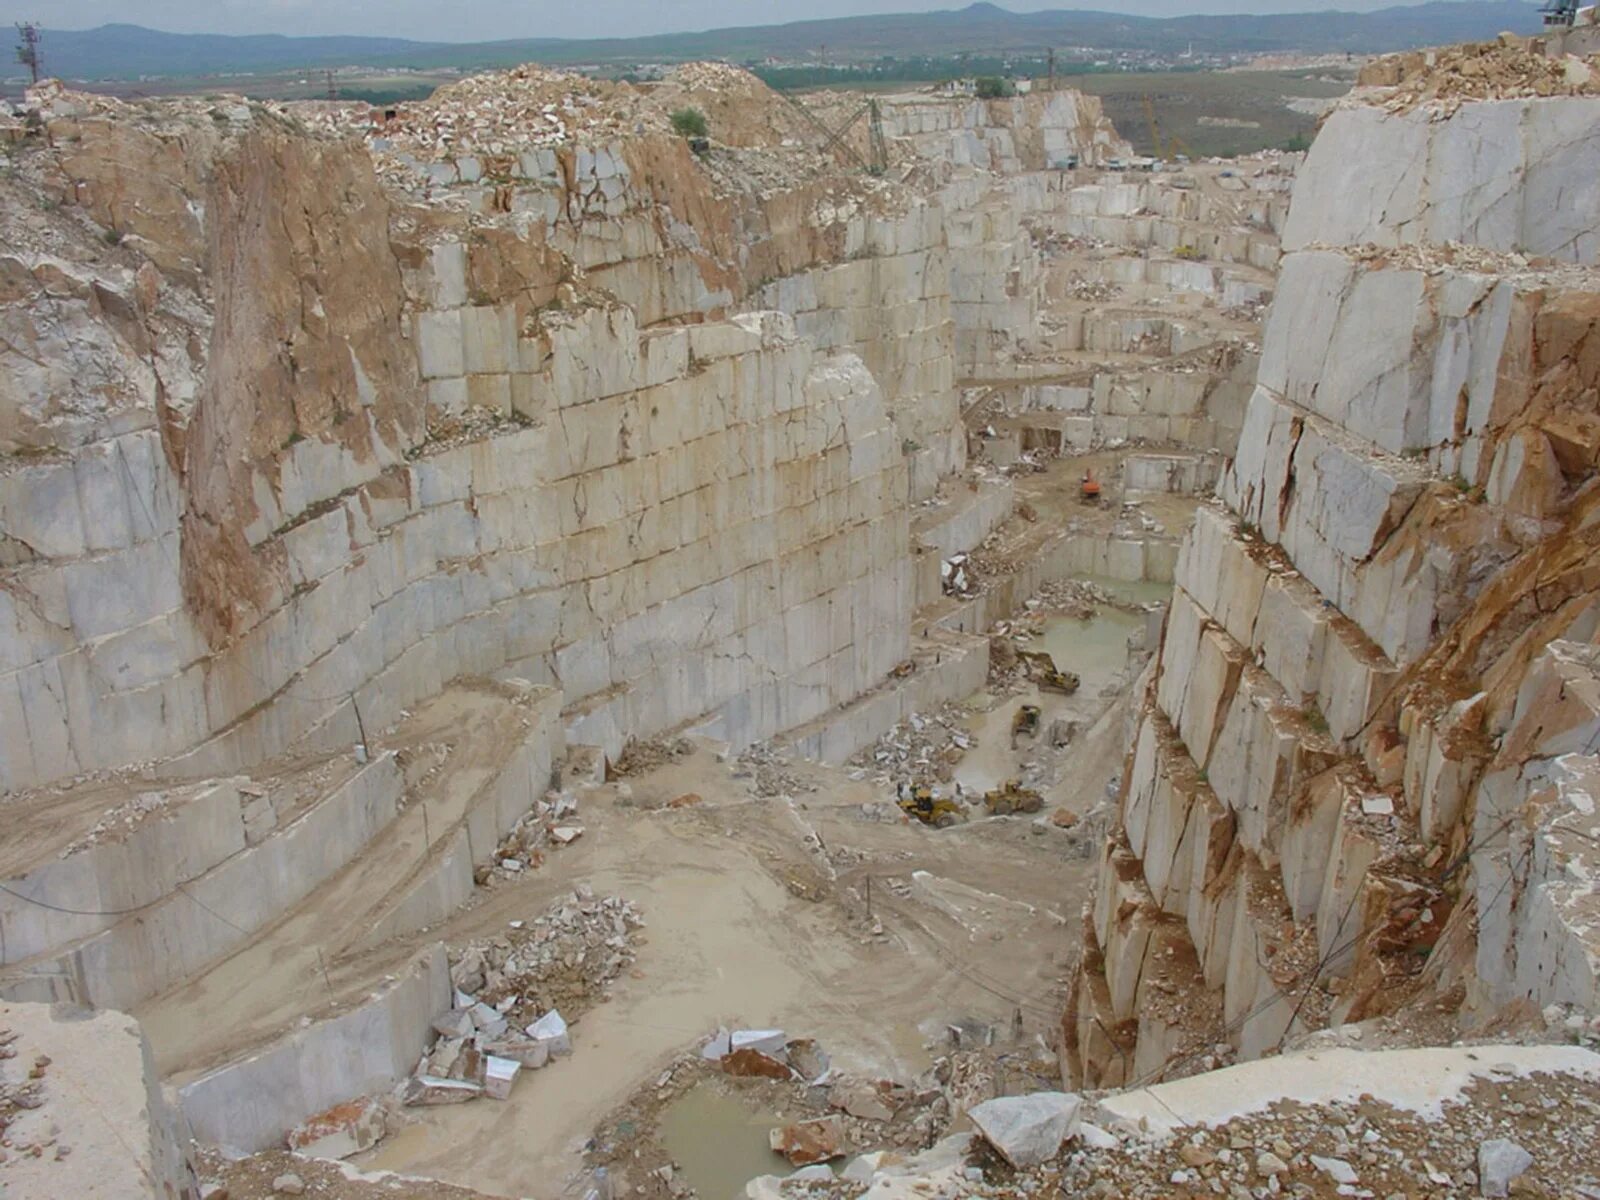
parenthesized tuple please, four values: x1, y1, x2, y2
(108, 453, 1188, 1199)
(343, 682, 1128, 1197)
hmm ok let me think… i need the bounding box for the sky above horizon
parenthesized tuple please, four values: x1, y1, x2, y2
(5, 0, 1482, 43)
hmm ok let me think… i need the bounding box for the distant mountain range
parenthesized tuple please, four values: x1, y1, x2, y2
(19, 1, 1543, 82)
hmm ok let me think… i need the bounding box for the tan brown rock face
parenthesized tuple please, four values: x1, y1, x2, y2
(181, 126, 422, 646)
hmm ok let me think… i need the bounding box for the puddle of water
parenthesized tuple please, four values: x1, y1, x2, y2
(657, 1082, 795, 1200)
(1030, 609, 1143, 695)
(956, 697, 1050, 795)
(1077, 573, 1174, 608)
(952, 609, 1147, 797)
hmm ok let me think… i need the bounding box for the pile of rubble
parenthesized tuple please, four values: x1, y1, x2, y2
(0, 1031, 46, 1148)
(724, 1046, 1600, 1200)
(369, 66, 663, 162)
(1051, 1074, 1600, 1200)
(481, 789, 584, 880)
(847, 705, 973, 786)
(448, 889, 643, 1027)
(611, 735, 696, 777)
(734, 743, 818, 799)
(407, 404, 533, 458)
(1064, 277, 1122, 303)
(1342, 238, 1600, 287)
(586, 1022, 1070, 1200)
(403, 890, 643, 1108)
(1359, 37, 1600, 114)
(1221, 296, 1270, 322)
(61, 790, 170, 856)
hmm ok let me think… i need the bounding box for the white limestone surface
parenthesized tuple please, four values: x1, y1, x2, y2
(1284, 99, 1600, 261)
(1100, 1044, 1600, 1136)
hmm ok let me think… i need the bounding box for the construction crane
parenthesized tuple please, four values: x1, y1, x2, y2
(1541, 0, 1579, 25)
(780, 92, 889, 176)
(15, 22, 41, 85)
(1141, 94, 1193, 162)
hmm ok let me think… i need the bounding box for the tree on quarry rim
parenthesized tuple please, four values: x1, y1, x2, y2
(670, 107, 709, 140)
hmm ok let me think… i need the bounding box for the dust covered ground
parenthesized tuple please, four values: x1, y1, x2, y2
(325, 618, 1143, 1197)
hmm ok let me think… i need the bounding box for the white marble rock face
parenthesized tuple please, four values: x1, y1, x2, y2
(1070, 87, 1600, 1090)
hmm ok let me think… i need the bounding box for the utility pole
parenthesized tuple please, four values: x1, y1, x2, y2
(15, 22, 41, 85)
(325, 69, 338, 100)
(1047, 47, 1056, 93)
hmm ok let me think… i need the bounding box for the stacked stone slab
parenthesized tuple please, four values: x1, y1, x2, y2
(0, 686, 560, 1010)
(1066, 91, 1600, 1087)
(0, 303, 912, 789)
(0, 90, 955, 794)
(874, 90, 1129, 172)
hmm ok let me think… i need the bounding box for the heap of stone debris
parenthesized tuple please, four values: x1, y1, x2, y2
(1052, 1076, 1600, 1200)
(406, 890, 642, 1108)
(373, 66, 661, 161)
(1065, 277, 1122, 303)
(1339, 238, 1600, 287)
(449, 889, 642, 1025)
(1359, 37, 1600, 113)
(731, 1050, 1600, 1200)
(0, 1031, 46, 1148)
(481, 789, 584, 880)
(734, 743, 818, 799)
(847, 705, 974, 787)
(611, 735, 695, 778)
(61, 791, 171, 856)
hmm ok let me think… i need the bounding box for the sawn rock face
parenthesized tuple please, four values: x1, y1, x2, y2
(1065, 87, 1600, 1087)
(0, 71, 1122, 798)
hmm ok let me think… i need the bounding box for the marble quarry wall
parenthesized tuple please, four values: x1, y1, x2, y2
(0, 71, 1130, 795)
(876, 89, 1129, 173)
(1066, 89, 1600, 1088)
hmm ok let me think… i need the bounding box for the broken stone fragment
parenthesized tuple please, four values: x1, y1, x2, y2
(700, 1027, 732, 1060)
(769, 1115, 845, 1166)
(483, 1055, 521, 1101)
(829, 1078, 904, 1122)
(403, 1075, 482, 1106)
(730, 1029, 786, 1056)
(431, 1009, 474, 1039)
(967, 1092, 1083, 1168)
(285, 1095, 386, 1160)
(1310, 1155, 1357, 1184)
(785, 1165, 835, 1183)
(527, 1008, 572, 1056)
(722, 1048, 793, 1079)
(1478, 1139, 1533, 1197)
(785, 1037, 830, 1082)
(483, 1037, 550, 1070)
(1255, 1151, 1289, 1176)
(469, 1002, 509, 1039)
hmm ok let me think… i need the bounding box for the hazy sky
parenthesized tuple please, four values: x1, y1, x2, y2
(7, 0, 1475, 43)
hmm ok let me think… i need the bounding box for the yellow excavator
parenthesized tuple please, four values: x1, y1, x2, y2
(984, 780, 1044, 816)
(1011, 704, 1042, 748)
(897, 783, 965, 828)
(1019, 650, 1080, 696)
